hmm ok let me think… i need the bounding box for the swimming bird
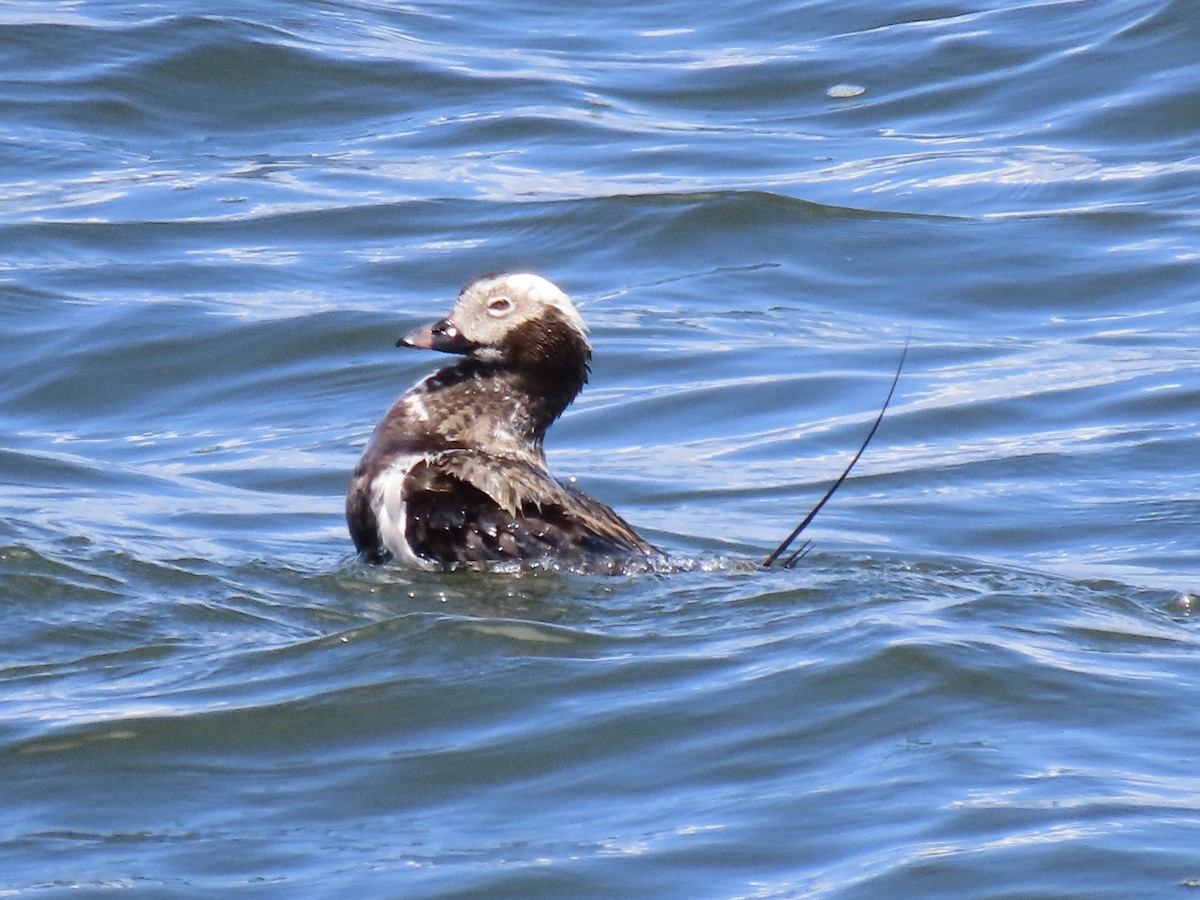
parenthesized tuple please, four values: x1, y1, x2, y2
(346, 272, 902, 571)
(346, 272, 660, 570)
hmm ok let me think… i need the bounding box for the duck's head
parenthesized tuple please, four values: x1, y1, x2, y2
(400, 273, 591, 376)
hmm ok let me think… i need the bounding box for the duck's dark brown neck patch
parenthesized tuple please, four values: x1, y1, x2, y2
(501, 312, 591, 433)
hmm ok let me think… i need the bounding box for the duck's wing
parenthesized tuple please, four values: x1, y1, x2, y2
(404, 450, 657, 567)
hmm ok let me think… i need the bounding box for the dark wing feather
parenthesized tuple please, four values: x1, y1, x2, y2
(404, 450, 656, 568)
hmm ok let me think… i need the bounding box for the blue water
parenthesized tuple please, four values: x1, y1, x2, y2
(2, 0, 1199, 895)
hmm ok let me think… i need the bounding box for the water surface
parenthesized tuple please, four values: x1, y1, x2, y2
(2, 0, 1198, 895)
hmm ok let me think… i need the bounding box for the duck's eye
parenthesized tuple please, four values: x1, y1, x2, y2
(486, 296, 515, 317)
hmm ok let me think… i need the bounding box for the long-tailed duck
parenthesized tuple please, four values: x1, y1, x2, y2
(346, 272, 660, 570)
(347, 272, 903, 572)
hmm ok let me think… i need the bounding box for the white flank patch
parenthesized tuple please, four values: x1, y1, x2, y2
(372, 453, 438, 570)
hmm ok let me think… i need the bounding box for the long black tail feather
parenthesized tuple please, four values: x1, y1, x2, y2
(762, 343, 908, 568)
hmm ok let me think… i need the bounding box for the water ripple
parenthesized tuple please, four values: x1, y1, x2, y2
(3, 0, 1199, 894)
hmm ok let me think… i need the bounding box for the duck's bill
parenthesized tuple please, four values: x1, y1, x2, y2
(398, 318, 479, 355)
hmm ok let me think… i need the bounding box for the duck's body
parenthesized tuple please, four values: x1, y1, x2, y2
(347, 273, 657, 570)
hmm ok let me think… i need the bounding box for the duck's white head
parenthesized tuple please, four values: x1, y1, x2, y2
(400, 273, 589, 364)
